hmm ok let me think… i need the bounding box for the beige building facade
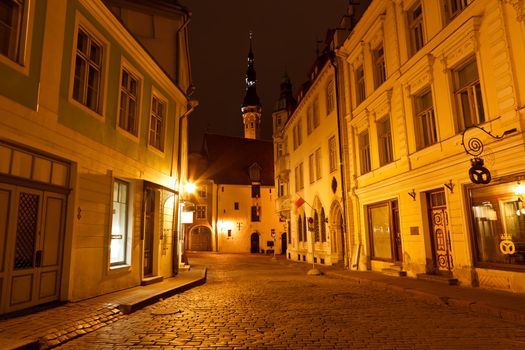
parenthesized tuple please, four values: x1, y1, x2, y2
(336, 0, 525, 292)
(0, 0, 193, 315)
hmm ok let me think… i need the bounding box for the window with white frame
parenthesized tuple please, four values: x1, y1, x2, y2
(378, 116, 393, 166)
(328, 136, 337, 173)
(373, 44, 386, 88)
(453, 59, 485, 132)
(359, 130, 371, 174)
(315, 147, 322, 180)
(118, 67, 140, 136)
(326, 79, 335, 114)
(110, 179, 130, 266)
(0, 0, 26, 63)
(355, 65, 366, 105)
(309, 153, 315, 184)
(444, 0, 474, 21)
(196, 205, 206, 219)
(408, 1, 425, 55)
(149, 94, 166, 151)
(414, 89, 437, 150)
(73, 27, 104, 113)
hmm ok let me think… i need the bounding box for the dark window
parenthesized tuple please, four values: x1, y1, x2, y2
(454, 59, 485, 132)
(251, 205, 260, 222)
(234, 202, 239, 210)
(251, 184, 260, 198)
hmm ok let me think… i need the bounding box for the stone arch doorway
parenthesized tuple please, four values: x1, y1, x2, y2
(281, 232, 287, 255)
(250, 232, 260, 253)
(330, 202, 345, 263)
(190, 226, 212, 251)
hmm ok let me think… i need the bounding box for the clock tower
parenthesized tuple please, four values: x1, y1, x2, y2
(241, 32, 262, 139)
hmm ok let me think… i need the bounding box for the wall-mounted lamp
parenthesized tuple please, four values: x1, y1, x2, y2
(444, 180, 455, 193)
(324, 217, 329, 224)
(408, 189, 416, 201)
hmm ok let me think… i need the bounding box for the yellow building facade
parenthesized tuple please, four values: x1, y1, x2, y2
(337, 0, 525, 292)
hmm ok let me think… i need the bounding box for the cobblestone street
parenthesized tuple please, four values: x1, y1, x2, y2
(57, 253, 525, 349)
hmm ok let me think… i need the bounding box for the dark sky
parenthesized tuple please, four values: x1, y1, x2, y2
(182, 1, 349, 151)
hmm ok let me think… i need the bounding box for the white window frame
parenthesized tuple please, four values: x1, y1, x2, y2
(148, 88, 168, 153)
(110, 179, 131, 267)
(196, 205, 207, 219)
(117, 59, 142, 139)
(69, 13, 109, 119)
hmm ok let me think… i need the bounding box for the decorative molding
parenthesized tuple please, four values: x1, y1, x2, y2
(503, 0, 525, 22)
(437, 17, 481, 71)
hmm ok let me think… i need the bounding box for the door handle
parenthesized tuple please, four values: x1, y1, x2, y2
(35, 250, 43, 267)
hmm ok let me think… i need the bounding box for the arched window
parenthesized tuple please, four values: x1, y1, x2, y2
(297, 216, 303, 242)
(303, 213, 307, 241)
(314, 210, 320, 242)
(321, 208, 327, 242)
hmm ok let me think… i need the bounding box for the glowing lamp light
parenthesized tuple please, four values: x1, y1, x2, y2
(185, 182, 196, 194)
(514, 183, 525, 196)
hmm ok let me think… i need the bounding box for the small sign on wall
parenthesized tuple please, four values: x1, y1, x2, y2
(410, 226, 419, 235)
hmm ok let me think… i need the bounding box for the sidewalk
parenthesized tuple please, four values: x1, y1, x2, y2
(0, 266, 206, 350)
(282, 257, 525, 325)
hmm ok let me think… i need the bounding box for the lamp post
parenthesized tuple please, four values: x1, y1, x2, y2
(307, 217, 321, 276)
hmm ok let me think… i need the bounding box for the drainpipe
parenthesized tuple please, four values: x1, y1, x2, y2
(328, 51, 350, 269)
(215, 184, 220, 252)
(175, 10, 192, 88)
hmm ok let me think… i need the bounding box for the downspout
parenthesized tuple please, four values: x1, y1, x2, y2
(172, 99, 197, 275)
(215, 184, 220, 252)
(175, 11, 192, 87)
(328, 52, 350, 269)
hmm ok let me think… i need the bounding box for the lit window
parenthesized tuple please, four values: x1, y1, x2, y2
(0, 0, 25, 63)
(373, 44, 386, 88)
(111, 180, 130, 266)
(149, 95, 166, 151)
(368, 200, 401, 261)
(408, 2, 425, 55)
(359, 130, 371, 174)
(454, 59, 485, 132)
(378, 116, 393, 166)
(118, 68, 140, 136)
(355, 65, 366, 105)
(414, 89, 437, 150)
(328, 136, 337, 173)
(73, 27, 103, 113)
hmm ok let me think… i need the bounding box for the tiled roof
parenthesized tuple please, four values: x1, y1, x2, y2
(189, 134, 274, 186)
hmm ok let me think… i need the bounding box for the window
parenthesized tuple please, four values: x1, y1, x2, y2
(378, 116, 393, 166)
(445, 0, 474, 21)
(73, 27, 103, 113)
(251, 205, 260, 222)
(321, 208, 327, 242)
(359, 131, 371, 174)
(118, 68, 139, 136)
(295, 162, 304, 191)
(293, 121, 303, 149)
(251, 184, 260, 198)
(313, 210, 320, 242)
(414, 89, 437, 149)
(111, 180, 130, 266)
(469, 180, 525, 267)
(309, 153, 315, 184)
(315, 148, 322, 180)
(196, 205, 206, 219)
(0, 0, 25, 63)
(234, 202, 239, 210)
(328, 136, 337, 173)
(298, 215, 303, 242)
(373, 44, 386, 88)
(326, 80, 335, 114)
(355, 65, 366, 105)
(149, 94, 166, 151)
(198, 185, 207, 198)
(408, 2, 425, 55)
(307, 107, 313, 135)
(313, 98, 320, 129)
(454, 59, 485, 131)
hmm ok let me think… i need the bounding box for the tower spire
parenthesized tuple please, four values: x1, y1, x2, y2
(242, 31, 262, 139)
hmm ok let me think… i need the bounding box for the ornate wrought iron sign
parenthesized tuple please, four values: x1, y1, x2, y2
(461, 125, 517, 184)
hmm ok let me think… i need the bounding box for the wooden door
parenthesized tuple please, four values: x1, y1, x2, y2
(143, 188, 155, 277)
(428, 190, 453, 272)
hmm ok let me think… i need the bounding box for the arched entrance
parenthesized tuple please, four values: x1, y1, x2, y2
(330, 202, 345, 263)
(190, 226, 212, 251)
(250, 232, 260, 253)
(281, 232, 287, 255)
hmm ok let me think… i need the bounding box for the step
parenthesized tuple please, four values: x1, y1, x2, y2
(381, 267, 407, 277)
(141, 275, 164, 286)
(416, 273, 458, 285)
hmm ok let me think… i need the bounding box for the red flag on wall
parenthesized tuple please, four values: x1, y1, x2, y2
(295, 197, 305, 208)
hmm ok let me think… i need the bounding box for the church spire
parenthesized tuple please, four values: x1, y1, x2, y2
(241, 31, 262, 139)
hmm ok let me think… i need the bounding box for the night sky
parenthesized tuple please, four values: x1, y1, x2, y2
(182, 1, 349, 151)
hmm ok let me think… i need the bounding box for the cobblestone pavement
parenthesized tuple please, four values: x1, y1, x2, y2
(58, 253, 525, 349)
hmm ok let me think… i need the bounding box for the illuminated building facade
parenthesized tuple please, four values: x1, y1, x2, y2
(336, 0, 525, 292)
(0, 0, 193, 314)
